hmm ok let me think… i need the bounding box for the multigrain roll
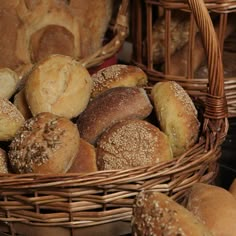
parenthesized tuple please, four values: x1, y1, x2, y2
(91, 64, 148, 98)
(187, 183, 236, 236)
(0, 98, 25, 141)
(0, 148, 9, 174)
(25, 54, 93, 119)
(67, 138, 97, 173)
(77, 87, 153, 145)
(151, 81, 200, 156)
(132, 191, 212, 236)
(8, 112, 80, 174)
(96, 119, 173, 170)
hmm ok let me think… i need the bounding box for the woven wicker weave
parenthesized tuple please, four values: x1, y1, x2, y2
(132, 0, 236, 117)
(0, 0, 229, 235)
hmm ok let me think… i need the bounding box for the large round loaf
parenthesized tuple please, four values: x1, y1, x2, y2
(151, 81, 200, 156)
(96, 119, 173, 170)
(186, 183, 236, 236)
(132, 191, 212, 236)
(77, 86, 153, 145)
(8, 112, 80, 174)
(229, 179, 236, 198)
(25, 54, 92, 119)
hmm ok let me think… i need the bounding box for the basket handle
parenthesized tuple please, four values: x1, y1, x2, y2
(187, 0, 228, 120)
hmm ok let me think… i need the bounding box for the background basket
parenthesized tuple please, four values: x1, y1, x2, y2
(0, 0, 228, 235)
(132, 0, 236, 117)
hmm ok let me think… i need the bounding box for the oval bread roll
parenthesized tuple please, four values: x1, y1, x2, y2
(96, 119, 173, 170)
(77, 86, 153, 145)
(132, 191, 212, 236)
(25, 54, 93, 119)
(0, 98, 25, 141)
(187, 183, 236, 236)
(8, 112, 80, 174)
(151, 81, 200, 156)
(91, 64, 148, 98)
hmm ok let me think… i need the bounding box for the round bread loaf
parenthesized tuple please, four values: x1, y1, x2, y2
(0, 148, 9, 174)
(96, 119, 173, 170)
(151, 81, 200, 156)
(0, 68, 20, 99)
(132, 191, 212, 236)
(24, 54, 93, 119)
(0, 98, 25, 141)
(77, 86, 153, 145)
(229, 179, 236, 198)
(14, 89, 32, 120)
(91, 64, 148, 98)
(8, 112, 80, 174)
(186, 183, 236, 236)
(67, 138, 97, 173)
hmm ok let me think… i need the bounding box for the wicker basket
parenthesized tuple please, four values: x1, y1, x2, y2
(132, 0, 236, 117)
(0, 0, 228, 235)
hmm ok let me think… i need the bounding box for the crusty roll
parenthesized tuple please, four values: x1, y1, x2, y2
(24, 54, 92, 119)
(77, 86, 153, 145)
(8, 112, 80, 174)
(151, 81, 200, 156)
(91, 64, 148, 98)
(67, 138, 97, 173)
(132, 191, 212, 236)
(229, 178, 236, 198)
(96, 119, 173, 170)
(0, 68, 20, 99)
(0, 148, 9, 174)
(0, 98, 25, 141)
(187, 183, 236, 236)
(13, 89, 32, 120)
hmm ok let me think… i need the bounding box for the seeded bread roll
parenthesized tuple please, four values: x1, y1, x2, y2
(96, 119, 173, 170)
(132, 191, 212, 236)
(25, 54, 92, 119)
(0, 148, 9, 174)
(229, 179, 236, 198)
(151, 81, 200, 156)
(0, 98, 25, 141)
(8, 112, 80, 174)
(67, 138, 97, 173)
(91, 64, 148, 98)
(187, 183, 236, 236)
(77, 86, 153, 145)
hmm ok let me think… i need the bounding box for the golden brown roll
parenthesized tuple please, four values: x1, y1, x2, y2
(229, 178, 236, 198)
(25, 54, 93, 119)
(151, 81, 200, 156)
(8, 112, 80, 174)
(67, 138, 97, 173)
(13, 89, 32, 120)
(187, 183, 236, 236)
(91, 64, 148, 98)
(96, 119, 173, 170)
(0, 68, 20, 99)
(77, 86, 153, 145)
(0, 97, 25, 141)
(132, 191, 212, 236)
(0, 148, 9, 174)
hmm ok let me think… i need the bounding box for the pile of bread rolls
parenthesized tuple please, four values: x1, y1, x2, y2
(132, 181, 236, 236)
(0, 54, 200, 174)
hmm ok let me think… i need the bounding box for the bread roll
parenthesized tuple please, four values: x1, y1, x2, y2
(229, 179, 236, 198)
(67, 138, 97, 173)
(13, 89, 32, 120)
(96, 119, 173, 170)
(0, 98, 25, 141)
(25, 54, 92, 119)
(77, 86, 153, 145)
(132, 191, 212, 236)
(151, 81, 200, 156)
(8, 112, 80, 174)
(0, 68, 20, 99)
(91, 64, 148, 98)
(0, 148, 9, 174)
(187, 183, 236, 236)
